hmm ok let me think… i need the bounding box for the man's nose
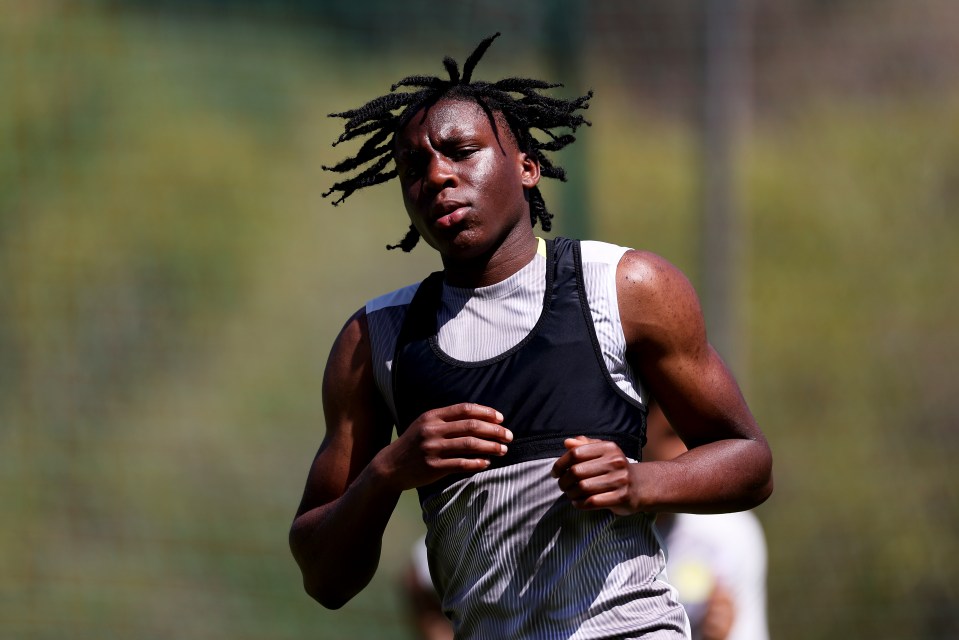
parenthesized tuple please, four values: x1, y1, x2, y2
(424, 154, 457, 192)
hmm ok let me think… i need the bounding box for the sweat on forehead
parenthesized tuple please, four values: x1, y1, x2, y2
(395, 97, 520, 153)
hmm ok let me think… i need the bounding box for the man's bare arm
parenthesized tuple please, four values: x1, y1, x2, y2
(552, 250, 772, 514)
(289, 309, 513, 608)
(288, 309, 399, 608)
(620, 249, 772, 512)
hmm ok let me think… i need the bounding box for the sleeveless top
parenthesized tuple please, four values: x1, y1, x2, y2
(366, 238, 689, 639)
(393, 237, 647, 500)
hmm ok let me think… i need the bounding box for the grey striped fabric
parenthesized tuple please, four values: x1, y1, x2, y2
(364, 239, 690, 638)
(423, 458, 688, 639)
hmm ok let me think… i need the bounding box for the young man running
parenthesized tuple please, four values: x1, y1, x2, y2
(290, 34, 772, 639)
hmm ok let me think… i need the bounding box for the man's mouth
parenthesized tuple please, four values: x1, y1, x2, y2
(433, 202, 469, 228)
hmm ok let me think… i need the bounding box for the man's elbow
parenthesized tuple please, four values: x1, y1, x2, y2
(290, 526, 346, 609)
(289, 526, 362, 610)
(753, 471, 774, 507)
(749, 448, 774, 507)
(302, 575, 353, 610)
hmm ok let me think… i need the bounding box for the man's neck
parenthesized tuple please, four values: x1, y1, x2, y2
(441, 230, 539, 288)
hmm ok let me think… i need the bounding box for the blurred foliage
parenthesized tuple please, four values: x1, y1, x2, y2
(2, 1, 958, 639)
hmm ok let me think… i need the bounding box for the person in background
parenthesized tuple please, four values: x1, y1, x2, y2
(644, 402, 770, 640)
(402, 535, 454, 640)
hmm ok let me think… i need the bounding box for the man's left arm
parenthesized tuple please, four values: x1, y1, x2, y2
(552, 249, 772, 515)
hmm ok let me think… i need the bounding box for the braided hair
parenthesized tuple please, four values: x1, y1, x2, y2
(323, 33, 593, 252)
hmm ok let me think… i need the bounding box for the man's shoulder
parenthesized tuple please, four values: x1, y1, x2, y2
(576, 239, 678, 277)
(578, 238, 632, 267)
(614, 246, 696, 300)
(577, 240, 692, 304)
(363, 282, 423, 375)
(365, 281, 421, 315)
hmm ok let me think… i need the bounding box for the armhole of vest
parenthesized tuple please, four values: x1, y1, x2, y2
(572, 240, 648, 413)
(391, 272, 445, 422)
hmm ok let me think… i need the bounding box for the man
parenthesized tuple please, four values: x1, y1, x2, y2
(289, 33, 773, 639)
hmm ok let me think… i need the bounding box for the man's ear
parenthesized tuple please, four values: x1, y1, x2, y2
(520, 153, 541, 189)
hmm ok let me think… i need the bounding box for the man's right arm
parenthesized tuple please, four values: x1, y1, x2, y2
(288, 308, 399, 609)
(289, 308, 513, 609)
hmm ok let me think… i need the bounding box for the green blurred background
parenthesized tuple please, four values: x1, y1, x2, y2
(2, 1, 957, 638)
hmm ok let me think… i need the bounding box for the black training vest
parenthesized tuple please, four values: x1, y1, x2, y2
(392, 237, 647, 502)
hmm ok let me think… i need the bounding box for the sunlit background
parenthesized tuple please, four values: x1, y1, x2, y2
(3, 1, 958, 638)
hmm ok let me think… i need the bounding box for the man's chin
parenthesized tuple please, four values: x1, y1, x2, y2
(433, 229, 492, 262)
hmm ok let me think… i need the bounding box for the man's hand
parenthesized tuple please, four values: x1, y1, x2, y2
(374, 403, 513, 491)
(551, 436, 642, 516)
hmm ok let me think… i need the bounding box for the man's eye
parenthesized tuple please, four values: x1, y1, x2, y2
(451, 148, 477, 160)
(402, 164, 423, 179)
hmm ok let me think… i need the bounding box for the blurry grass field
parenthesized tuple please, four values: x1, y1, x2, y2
(2, 5, 958, 639)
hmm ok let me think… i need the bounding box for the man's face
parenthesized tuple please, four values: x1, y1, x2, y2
(393, 98, 540, 261)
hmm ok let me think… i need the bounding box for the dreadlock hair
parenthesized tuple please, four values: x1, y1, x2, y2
(322, 32, 593, 252)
